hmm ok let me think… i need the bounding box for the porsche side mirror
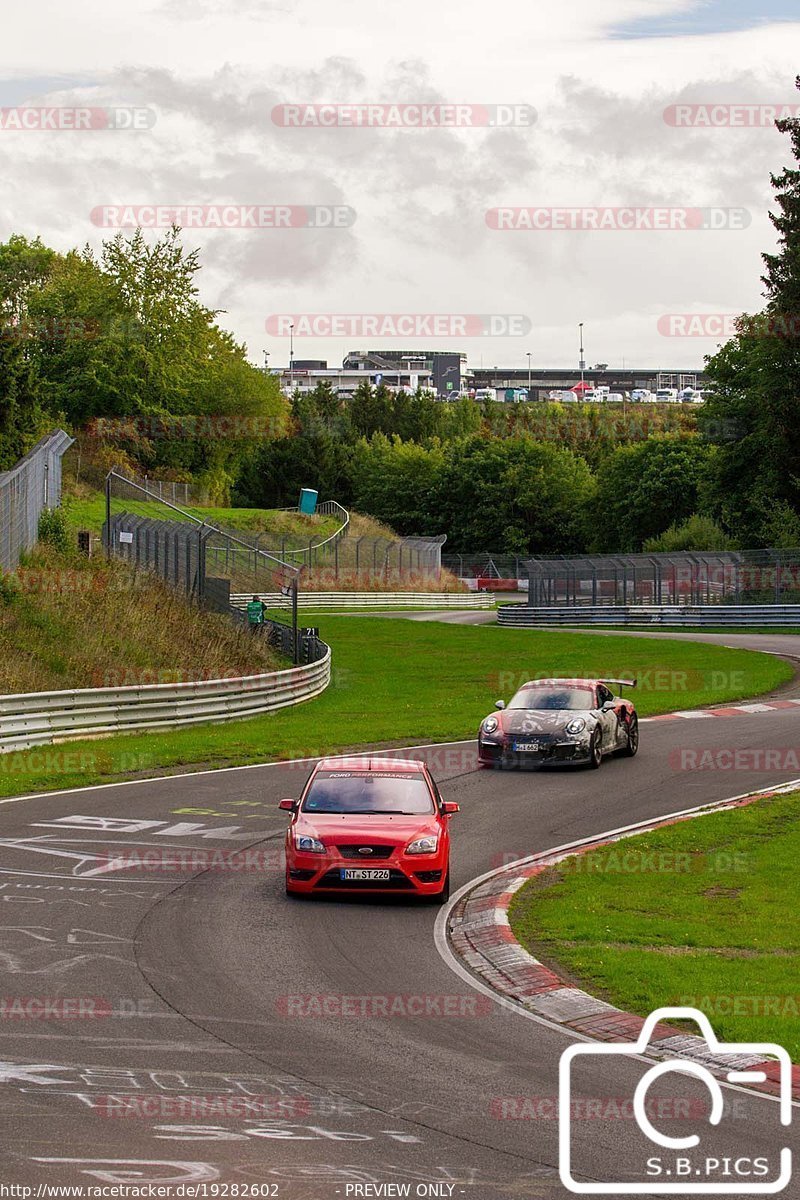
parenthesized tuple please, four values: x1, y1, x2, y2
(494, 700, 506, 710)
(602, 701, 615, 712)
(442, 802, 460, 816)
(278, 798, 296, 811)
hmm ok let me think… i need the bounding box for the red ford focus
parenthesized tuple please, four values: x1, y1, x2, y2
(280, 756, 458, 903)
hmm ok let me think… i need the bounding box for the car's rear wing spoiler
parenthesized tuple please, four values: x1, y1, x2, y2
(601, 678, 637, 690)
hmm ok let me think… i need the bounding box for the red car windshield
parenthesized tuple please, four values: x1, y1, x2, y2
(509, 686, 595, 711)
(303, 771, 435, 815)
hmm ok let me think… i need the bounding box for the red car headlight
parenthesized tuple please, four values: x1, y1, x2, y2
(294, 834, 325, 854)
(406, 835, 439, 855)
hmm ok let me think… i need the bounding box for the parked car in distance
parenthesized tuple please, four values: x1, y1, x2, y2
(655, 388, 679, 402)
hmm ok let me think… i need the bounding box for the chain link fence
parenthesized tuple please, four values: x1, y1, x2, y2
(237, 525, 447, 585)
(524, 550, 800, 607)
(0, 430, 74, 572)
(103, 472, 326, 665)
(443, 553, 527, 581)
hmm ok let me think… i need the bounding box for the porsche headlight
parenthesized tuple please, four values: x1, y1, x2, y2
(482, 716, 499, 734)
(565, 718, 586, 735)
(294, 834, 325, 854)
(406, 835, 439, 855)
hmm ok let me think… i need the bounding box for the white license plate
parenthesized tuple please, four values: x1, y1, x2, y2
(340, 868, 391, 881)
(514, 741, 541, 752)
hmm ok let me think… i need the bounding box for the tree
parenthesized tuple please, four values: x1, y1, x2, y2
(0, 328, 48, 469)
(22, 227, 287, 499)
(432, 437, 595, 554)
(643, 515, 737, 553)
(703, 77, 800, 545)
(592, 436, 711, 552)
(350, 434, 445, 533)
(0, 234, 56, 322)
(349, 380, 393, 439)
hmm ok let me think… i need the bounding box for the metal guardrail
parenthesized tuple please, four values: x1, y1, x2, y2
(232, 591, 493, 609)
(0, 645, 331, 754)
(497, 605, 800, 628)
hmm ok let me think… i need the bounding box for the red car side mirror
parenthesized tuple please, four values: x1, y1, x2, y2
(278, 798, 296, 811)
(442, 802, 460, 816)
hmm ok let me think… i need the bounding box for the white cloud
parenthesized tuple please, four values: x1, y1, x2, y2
(1, 0, 798, 368)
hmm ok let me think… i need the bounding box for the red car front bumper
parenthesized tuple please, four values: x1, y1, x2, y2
(285, 845, 448, 897)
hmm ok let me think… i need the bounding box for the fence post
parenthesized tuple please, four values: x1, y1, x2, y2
(292, 578, 299, 664)
(105, 474, 112, 560)
(198, 525, 206, 601)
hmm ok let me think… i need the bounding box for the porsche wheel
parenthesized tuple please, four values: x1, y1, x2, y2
(588, 730, 603, 769)
(621, 714, 639, 758)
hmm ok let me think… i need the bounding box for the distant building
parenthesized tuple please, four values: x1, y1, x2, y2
(269, 353, 707, 402)
(343, 349, 470, 398)
(271, 361, 435, 397)
(471, 367, 708, 400)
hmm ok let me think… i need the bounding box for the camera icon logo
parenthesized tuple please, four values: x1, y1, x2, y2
(559, 1006, 792, 1194)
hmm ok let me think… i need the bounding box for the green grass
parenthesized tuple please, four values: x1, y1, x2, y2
(0, 620, 789, 799)
(63, 492, 340, 541)
(509, 791, 800, 1058)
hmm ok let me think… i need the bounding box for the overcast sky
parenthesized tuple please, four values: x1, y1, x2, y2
(2, 0, 799, 372)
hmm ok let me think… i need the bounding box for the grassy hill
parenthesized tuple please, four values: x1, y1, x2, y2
(0, 546, 283, 695)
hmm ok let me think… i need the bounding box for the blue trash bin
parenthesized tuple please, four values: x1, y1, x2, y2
(299, 488, 318, 515)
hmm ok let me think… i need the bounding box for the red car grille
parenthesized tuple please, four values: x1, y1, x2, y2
(336, 844, 395, 859)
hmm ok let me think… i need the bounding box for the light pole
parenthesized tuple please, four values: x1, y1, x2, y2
(578, 323, 585, 393)
(289, 323, 295, 393)
(526, 351, 532, 399)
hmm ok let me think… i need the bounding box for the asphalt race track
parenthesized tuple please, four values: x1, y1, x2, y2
(1, 625, 799, 1197)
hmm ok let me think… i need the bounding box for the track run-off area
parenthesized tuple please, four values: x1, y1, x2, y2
(0, 618, 798, 1198)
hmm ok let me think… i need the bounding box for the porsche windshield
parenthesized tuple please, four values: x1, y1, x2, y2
(509, 686, 595, 711)
(302, 771, 435, 815)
